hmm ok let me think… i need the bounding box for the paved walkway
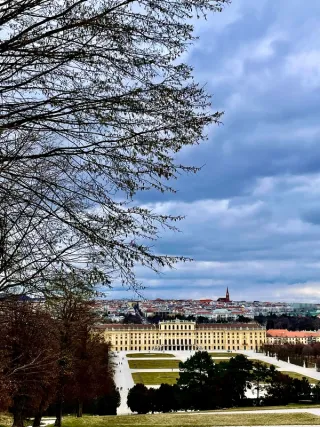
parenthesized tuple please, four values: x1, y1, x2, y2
(241, 350, 320, 380)
(26, 418, 56, 426)
(113, 351, 134, 415)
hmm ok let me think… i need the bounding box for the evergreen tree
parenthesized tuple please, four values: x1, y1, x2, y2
(127, 384, 151, 414)
(178, 351, 216, 410)
(251, 361, 275, 405)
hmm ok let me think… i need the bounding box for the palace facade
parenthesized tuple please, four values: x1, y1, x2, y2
(98, 320, 266, 352)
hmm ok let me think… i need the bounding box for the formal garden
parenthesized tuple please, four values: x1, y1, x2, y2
(127, 352, 320, 413)
(128, 359, 180, 369)
(127, 353, 174, 358)
(132, 372, 179, 385)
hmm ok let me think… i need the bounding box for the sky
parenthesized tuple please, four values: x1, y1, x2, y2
(110, 0, 320, 302)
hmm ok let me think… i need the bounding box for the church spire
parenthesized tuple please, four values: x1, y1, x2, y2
(226, 287, 230, 302)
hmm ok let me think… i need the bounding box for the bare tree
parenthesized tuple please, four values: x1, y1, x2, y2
(46, 275, 98, 427)
(0, 301, 59, 427)
(0, 179, 104, 295)
(0, 0, 227, 295)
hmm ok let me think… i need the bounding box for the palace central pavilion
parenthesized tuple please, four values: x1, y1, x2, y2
(99, 320, 266, 352)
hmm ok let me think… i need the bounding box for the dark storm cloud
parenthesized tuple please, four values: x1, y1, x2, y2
(115, 0, 320, 302)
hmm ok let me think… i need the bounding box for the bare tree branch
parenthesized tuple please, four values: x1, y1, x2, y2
(0, 0, 228, 296)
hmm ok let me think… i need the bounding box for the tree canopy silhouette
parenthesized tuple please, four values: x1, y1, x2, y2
(0, 0, 227, 296)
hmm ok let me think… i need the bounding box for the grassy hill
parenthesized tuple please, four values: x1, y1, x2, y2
(43, 412, 320, 427)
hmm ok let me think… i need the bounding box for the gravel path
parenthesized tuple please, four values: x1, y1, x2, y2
(113, 351, 134, 415)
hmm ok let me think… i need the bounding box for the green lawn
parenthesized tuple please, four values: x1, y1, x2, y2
(0, 414, 10, 427)
(212, 359, 231, 364)
(132, 371, 179, 385)
(248, 359, 279, 368)
(219, 403, 320, 412)
(126, 353, 174, 358)
(210, 358, 279, 368)
(280, 371, 319, 384)
(209, 353, 240, 357)
(128, 359, 180, 369)
(45, 413, 320, 427)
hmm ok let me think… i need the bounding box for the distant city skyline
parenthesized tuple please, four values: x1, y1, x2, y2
(97, 295, 320, 326)
(105, 286, 320, 304)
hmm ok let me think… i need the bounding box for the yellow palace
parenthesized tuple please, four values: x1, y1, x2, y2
(99, 320, 266, 352)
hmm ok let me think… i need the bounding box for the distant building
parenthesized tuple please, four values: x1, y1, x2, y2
(217, 287, 230, 303)
(98, 319, 266, 352)
(267, 329, 320, 345)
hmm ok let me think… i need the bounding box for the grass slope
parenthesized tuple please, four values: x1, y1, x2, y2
(128, 359, 180, 369)
(281, 371, 319, 384)
(46, 413, 320, 426)
(127, 353, 174, 358)
(220, 403, 320, 411)
(248, 359, 279, 368)
(132, 371, 179, 385)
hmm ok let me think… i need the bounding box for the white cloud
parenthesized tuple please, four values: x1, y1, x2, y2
(274, 283, 320, 300)
(162, 259, 302, 278)
(285, 50, 320, 88)
(208, 32, 286, 85)
(266, 219, 311, 236)
(142, 198, 264, 223)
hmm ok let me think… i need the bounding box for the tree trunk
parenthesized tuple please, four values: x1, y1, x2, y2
(77, 401, 83, 418)
(12, 410, 24, 427)
(12, 396, 25, 427)
(54, 401, 63, 427)
(33, 397, 47, 427)
(33, 412, 42, 427)
(12, 411, 24, 427)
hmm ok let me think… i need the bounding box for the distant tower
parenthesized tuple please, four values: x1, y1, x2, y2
(226, 287, 230, 302)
